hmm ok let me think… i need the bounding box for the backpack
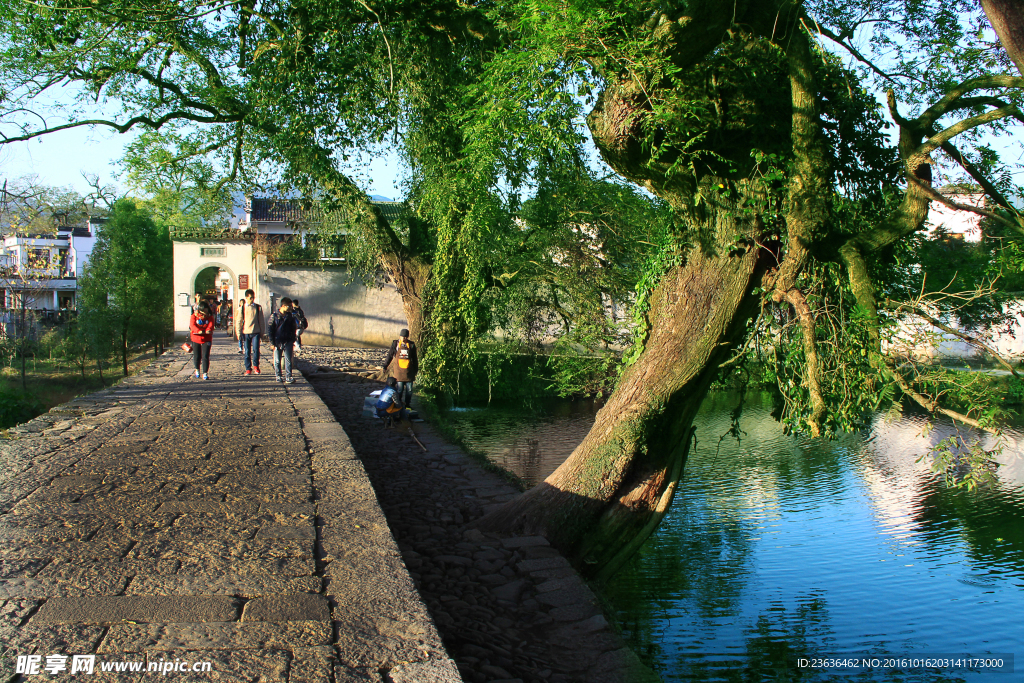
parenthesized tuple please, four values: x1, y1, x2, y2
(397, 339, 411, 369)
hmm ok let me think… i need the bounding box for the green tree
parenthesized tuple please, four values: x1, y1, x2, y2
(78, 200, 172, 375)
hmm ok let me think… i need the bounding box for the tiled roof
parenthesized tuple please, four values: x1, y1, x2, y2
(373, 201, 407, 224)
(250, 198, 308, 222)
(249, 198, 407, 224)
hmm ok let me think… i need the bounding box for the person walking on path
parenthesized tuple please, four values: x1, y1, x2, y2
(268, 297, 300, 383)
(235, 289, 266, 375)
(189, 302, 215, 380)
(292, 299, 308, 352)
(382, 327, 418, 407)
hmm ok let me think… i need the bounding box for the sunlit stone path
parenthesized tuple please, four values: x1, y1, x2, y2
(0, 337, 458, 682)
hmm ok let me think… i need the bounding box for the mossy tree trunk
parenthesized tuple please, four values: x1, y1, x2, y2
(475, 181, 769, 576)
(475, 72, 775, 577)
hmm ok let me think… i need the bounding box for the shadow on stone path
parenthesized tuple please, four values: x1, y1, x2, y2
(0, 337, 458, 682)
(296, 349, 660, 683)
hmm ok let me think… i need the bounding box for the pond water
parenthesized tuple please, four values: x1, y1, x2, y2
(440, 392, 1024, 681)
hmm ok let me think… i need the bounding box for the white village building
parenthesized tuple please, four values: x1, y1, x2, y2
(171, 197, 408, 346)
(0, 218, 101, 311)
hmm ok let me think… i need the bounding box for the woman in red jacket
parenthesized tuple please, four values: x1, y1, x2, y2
(189, 302, 215, 379)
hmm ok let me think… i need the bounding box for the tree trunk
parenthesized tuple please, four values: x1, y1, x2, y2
(382, 253, 430, 342)
(474, 18, 797, 574)
(97, 355, 104, 383)
(983, 0, 1024, 75)
(476, 181, 769, 577)
(19, 300, 27, 392)
(121, 328, 129, 376)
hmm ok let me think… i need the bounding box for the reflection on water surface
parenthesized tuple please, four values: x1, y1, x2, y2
(441, 392, 1024, 681)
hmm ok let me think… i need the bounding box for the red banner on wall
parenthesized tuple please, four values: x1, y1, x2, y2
(238, 275, 249, 289)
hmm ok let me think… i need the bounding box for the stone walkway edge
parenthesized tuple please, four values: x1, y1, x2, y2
(0, 339, 460, 683)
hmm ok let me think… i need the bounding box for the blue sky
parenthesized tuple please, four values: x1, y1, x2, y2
(0, 123, 404, 202)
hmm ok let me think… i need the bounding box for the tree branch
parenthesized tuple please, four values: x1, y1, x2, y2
(918, 74, 1024, 128)
(907, 173, 1024, 235)
(904, 306, 1022, 379)
(0, 110, 241, 145)
(785, 288, 826, 436)
(814, 23, 897, 82)
(939, 139, 1019, 214)
(918, 104, 1023, 157)
(887, 361, 1001, 434)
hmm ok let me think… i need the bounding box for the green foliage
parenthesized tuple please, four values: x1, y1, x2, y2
(78, 200, 172, 372)
(121, 130, 235, 231)
(758, 261, 893, 436)
(808, 0, 1015, 103)
(6, 0, 1024, 471)
(273, 238, 317, 262)
(0, 388, 42, 430)
(545, 349, 618, 399)
(0, 178, 97, 234)
(621, 228, 683, 368)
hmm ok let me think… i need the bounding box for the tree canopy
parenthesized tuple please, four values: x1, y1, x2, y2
(78, 200, 172, 375)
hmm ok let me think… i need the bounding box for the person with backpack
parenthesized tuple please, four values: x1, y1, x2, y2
(235, 289, 266, 375)
(189, 302, 215, 380)
(268, 297, 300, 383)
(292, 299, 308, 352)
(382, 327, 418, 407)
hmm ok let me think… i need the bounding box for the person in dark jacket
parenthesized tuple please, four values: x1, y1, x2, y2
(189, 302, 215, 380)
(268, 297, 301, 383)
(292, 299, 307, 352)
(382, 327, 417, 406)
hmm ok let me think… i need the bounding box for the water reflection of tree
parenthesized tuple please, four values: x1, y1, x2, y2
(694, 594, 835, 682)
(606, 391, 982, 682)
(602, 501, 759, 673)
(695, 391, 857, 498)
(910, 478, 1024, 578)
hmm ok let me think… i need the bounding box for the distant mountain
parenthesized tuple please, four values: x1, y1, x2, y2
(370, 194, 395, 202)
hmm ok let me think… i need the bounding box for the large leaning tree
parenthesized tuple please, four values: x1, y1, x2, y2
(4, 0, 1024, 576)
(470, 0, 1024, 578)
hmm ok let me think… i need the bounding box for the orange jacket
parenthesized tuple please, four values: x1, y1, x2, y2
(190, 313, 215, 344)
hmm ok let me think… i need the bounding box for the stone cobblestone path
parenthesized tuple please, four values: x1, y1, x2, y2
(0, 338, 459, 683)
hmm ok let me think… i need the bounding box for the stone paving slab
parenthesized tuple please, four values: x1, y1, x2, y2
(0, 338, 459, 682)
(33, 596, 238, 624)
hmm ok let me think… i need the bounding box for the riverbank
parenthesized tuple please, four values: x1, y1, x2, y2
(295, 346, 659, 683)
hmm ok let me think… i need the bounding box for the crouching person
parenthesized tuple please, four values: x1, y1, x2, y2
(376, 377, 405, 427)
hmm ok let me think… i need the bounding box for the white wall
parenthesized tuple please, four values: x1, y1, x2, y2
(258, 263, 407, 348)
(70, 234, 96, 278)
(173, 240, 253, 338)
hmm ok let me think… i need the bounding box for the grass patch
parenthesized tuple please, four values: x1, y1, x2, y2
(0, 350, 164, 429)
